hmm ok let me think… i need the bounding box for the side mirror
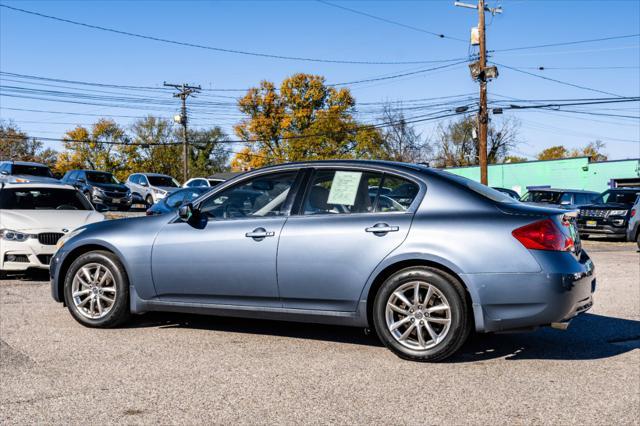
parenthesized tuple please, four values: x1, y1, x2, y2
(0, 171, 8, 175)
(560, 200, 571, 206)
(178, 202, 194, 221)
(77, 178, 86, 183)
(140, 181, 148, 187)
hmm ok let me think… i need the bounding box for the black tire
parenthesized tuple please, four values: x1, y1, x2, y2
(636, 232, 640, 250)
(145, 195, 154, 207)
(63, 250, 130, 328)
(373, 266, 471, 362)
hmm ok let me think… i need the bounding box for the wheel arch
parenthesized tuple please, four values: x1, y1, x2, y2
(363, 256, 478, 331)
(56, 243, 128, 305)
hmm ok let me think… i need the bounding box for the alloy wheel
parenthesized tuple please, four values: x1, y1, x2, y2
(385, 281, 452, 350)
(71, 263, 117, 320)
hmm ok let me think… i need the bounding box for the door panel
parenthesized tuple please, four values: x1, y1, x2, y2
(277, 213, 413, 311)
(151, 217, 286, 306)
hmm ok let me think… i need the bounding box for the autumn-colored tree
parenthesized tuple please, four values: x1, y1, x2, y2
(55, 119, 133, 180)
(231, 73, 385, 170)
(504, 155, 528, 164)
(536, 140, 607, 162)
(0, 121, 58, 168)
(432, 116, 521, 167)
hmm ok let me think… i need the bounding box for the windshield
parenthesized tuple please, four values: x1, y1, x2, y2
(12, 164, 53, 178)
(0, 188, 93, 210)
(597, 190, 640, 205)
(86, 171, 119, 184)
(521, 191, 563, 204)
(148, 176, 179, 187)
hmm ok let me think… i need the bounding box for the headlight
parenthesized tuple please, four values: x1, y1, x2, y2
(0, 229, 34, 242)
(56, 228, 86, 250)
(152, 188, 166, 195)
(608, 210, 628, 216)
(92, 187, 105, 196)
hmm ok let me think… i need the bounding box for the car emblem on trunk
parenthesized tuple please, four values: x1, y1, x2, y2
(62, 229, 69, 233)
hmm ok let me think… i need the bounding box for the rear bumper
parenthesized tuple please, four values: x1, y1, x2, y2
(463, 250, 595, 333)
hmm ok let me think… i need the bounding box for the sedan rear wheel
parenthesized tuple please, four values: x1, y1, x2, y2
(64, 251, 130, 328)
(373, 266, 471, 362)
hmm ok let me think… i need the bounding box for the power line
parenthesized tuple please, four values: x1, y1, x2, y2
(492, 33, 640, 53)
(492, 62, 626, 97)
(330, 60, 469, 86)
(0, 4, 466, 66)
(518, 65, 640, 71)
(316, 0, 467, 42)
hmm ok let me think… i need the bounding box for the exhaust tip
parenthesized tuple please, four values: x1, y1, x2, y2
(551, 321, 571, 330)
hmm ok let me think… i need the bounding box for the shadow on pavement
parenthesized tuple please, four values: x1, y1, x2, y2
(1, 269, 50, 282)
(127, 311, 639, 360)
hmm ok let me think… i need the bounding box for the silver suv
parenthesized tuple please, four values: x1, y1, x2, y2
(125, 173, 180, 206)
(0, 160, 58, 183)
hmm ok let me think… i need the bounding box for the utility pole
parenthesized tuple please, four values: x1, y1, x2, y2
(164, 82, 201, 182)
(455, 1, 501, 185)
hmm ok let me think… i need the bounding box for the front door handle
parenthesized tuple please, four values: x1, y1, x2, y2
(365, 223, 399, 234)
(245, 227, 275, 240)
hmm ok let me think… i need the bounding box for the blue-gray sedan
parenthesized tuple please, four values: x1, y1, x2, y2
(50, 161, 595, 361)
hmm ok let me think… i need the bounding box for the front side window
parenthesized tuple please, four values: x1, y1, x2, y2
(200, 171, 298, 219)
(0, 188, 93, 210)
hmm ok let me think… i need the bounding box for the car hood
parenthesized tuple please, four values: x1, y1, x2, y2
(8, 175, 59, 184)
(92, 183, 129, 192)
(0, 210, 105, 232)
(154, 186, 179, 193)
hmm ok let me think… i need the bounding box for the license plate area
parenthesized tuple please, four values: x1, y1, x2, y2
(586, 220, 597, 227)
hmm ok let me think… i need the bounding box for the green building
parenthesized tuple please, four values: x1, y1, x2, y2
(444, 157, 640, 196)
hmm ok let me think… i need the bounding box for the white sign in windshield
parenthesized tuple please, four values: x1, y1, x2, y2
(328, 171, 362, 206)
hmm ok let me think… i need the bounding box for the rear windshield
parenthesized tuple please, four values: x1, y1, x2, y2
(148, 176, 179, 187)
(521, 191, 562, 204)
(597, 190, 640, 205)
(0, 188, 93, 210)
(86, 171, 119, 184)
(443, 172, 517, 203)
(12, 164, 53, 178)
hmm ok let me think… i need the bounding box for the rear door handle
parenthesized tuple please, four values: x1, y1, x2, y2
(245, 227, 275, 239)
(365, 223, 399, 234)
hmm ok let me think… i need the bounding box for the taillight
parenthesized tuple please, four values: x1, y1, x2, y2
(512, 218, 574, 251)
(631, 209, 636, 218)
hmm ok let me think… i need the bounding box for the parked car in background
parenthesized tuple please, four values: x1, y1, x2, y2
(0, 182, 104, 276)
(61, 170, 132, 211)
(578, 188, 640, 239)
(146, 187, 213, 216)
(125, 173, 180, 206)
(0, 160, 58, 184)
(183, 172, 242, 188)
(50, 160, 594, 362)
(520, 188, 600, 209)
(492, 187, 520, 200)
(626, 195, 640, 248)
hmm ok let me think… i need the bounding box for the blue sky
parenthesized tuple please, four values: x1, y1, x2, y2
(1, 0, 639, 160)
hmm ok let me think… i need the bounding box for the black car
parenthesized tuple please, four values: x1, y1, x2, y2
(146, 187, 213, 216)
(577, 188, 640, 239)
(520, 188, 600, 210)
(61, 170, 132, 211)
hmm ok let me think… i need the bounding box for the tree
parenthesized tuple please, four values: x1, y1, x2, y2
(130, 116, 230, 179)
(0, 121, 58, 168)
(231, 73, 385, 169)
(378, 103, 431, 163)
(537, 145, 570, 161)
(503, 155, 528, 164)
(432, 116, 521, 167)
(536, 140, 608, 162)
(56, 119, 132, 180)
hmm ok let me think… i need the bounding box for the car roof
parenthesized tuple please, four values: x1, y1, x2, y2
(1, 182, 76, 190)
(248, 159, 436, 176)
(607, 187, 640, 191)
(139, 172, 172, 177)
(1, 160, 49, 167)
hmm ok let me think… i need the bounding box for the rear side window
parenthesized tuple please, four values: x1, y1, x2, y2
(379, 175, 419, 212)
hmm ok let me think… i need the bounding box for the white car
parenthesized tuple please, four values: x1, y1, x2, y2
(182, 177, 224, 188)
(125, 173, 180, 206)
(0, 183, 104, 275)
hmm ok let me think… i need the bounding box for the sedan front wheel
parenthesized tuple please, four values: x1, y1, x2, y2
(63, 251, 130, 328)
(373, 267, 471, 362)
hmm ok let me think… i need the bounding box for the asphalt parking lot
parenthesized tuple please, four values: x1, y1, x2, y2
(1, 239, 638, 424)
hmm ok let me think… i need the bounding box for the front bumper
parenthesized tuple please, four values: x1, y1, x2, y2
(577, 217, 628, 236)
(463, 250, 595, 333)
(1, 238, 57, 271)
(92, 194, 132, 209)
